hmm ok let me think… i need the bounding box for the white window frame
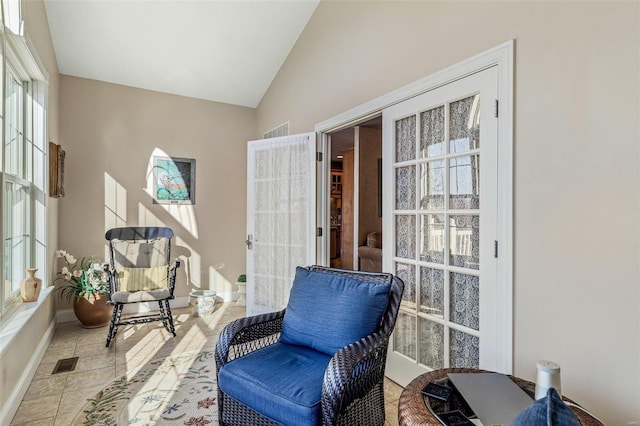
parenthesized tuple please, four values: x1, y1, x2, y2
(0, 7, 49, 322)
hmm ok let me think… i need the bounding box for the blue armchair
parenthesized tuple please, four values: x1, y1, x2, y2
(215, 265, 404, 426)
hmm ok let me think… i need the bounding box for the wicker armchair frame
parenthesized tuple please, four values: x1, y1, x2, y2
(104, 227, 180, 347)
(215, 265, 404, 426)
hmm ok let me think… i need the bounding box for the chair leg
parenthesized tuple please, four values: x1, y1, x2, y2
(159, 300, 176, 337)
(105, 304, 123, 348)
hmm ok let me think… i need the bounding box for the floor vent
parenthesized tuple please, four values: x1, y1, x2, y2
(52, 357, 78, 374)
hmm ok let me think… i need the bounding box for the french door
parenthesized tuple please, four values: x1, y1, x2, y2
(246, 133, 316, 316)
(384, 67, 503, 385)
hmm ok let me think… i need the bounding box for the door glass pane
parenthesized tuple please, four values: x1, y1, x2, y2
(395, 115, 416, 162)
(394, 311, 416, 360)
(395, 262, 415, 307)
(449, 95, 480, 153)
(420, 214, 444, 264)
(289, 212, 306, 246)
(419, 267, 444, 317)
(449, 215, 479, 269)
(419, 160, 444, 210)
(254, 150, 271, 179)
(420, 106, 445, 157)
(449, 154, 479, 209)
(449, 271, 479, 331)
(419, 317, 444, 369)
(254, 274, 290, 313)
(395, 215, 416, 259)
(450, 329, 479, 368)
(396, 165, 415, 210)
(255, 181, 270, 210)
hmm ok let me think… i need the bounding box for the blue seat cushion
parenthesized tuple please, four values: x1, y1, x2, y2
(280, 267, 391, 355)
(218, 342, 332, 425)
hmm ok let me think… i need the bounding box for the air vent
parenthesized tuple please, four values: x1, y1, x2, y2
(52, 357, 78, 374)
(263, 122, 289, 139)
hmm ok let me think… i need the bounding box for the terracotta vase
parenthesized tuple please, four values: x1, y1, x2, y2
(20, 268, 42, 302)
(73, 293, 113, 328)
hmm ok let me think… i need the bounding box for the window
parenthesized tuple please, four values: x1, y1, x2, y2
(0, 2, 49, 321)
(2, 0, 21, 36)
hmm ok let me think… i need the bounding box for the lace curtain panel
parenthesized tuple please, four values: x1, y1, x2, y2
(251, 134, 312, 312)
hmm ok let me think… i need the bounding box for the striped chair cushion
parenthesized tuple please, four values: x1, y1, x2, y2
(119, 266, 168, 292)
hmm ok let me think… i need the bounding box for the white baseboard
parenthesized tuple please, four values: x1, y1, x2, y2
(56, 296, 189, 323)
(0, 319, 55, 426)
(56, 308, 77, 323)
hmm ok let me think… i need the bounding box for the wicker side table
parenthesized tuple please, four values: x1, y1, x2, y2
(398, 368, 604, 426)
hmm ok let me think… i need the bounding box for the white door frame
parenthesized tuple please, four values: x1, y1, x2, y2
(318, 132, 330, 267)
(315, 40, 514, 373)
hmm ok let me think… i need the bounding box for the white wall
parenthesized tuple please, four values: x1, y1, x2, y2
(256, 2, 640, 424)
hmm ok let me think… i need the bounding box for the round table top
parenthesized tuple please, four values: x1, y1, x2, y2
(397, 368, 603, 426)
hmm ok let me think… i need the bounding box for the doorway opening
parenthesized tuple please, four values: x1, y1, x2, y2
(327, 116, 382, 272)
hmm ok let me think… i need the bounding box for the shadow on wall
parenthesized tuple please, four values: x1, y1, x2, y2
(101, 146, 234, 300)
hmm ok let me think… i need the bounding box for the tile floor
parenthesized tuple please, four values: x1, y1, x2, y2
(11, 302, 404, 425)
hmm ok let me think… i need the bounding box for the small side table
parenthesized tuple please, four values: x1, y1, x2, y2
(398, 368, 603, 426)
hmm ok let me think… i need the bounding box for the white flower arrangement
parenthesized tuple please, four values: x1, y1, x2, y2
(54, 250, 107, 302)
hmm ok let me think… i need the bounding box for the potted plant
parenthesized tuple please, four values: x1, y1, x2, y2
(54, 249, 113, 328)
(236, 274, 247, 306)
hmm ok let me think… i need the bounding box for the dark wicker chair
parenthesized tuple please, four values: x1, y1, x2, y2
(104, 227, 180, 347)
(215, 265, 404, 426)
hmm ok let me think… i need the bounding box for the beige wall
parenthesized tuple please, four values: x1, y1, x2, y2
(257, 1, 640, 424)
(358, 126, 382, 246)
(58, 76, 255, 304)
(0, 0, 60, 416)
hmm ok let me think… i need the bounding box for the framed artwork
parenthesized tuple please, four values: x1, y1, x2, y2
(49, 142, 65, 198)
(152, 156, 196, 204)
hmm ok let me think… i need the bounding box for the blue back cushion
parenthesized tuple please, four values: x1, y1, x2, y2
(280, 267, 391, 355)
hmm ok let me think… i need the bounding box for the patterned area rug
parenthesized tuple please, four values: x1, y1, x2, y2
(72, 350, 218, 425)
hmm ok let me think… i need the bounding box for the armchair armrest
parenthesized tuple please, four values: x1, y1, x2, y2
(321, 330, 390, 425)
(215, 309, 286, 373)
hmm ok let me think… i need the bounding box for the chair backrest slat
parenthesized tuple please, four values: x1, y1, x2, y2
(105, 227, 173, 270)
(105, 227, 174, 241)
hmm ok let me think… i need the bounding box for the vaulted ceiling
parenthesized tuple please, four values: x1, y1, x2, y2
(44, 0, 319, 108)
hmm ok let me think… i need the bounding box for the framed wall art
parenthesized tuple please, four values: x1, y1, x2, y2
(49, 142, 65, 198)
(152, 156, 196, 204)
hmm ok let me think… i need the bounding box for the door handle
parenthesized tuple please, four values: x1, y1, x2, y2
(245, 234, 253, 250)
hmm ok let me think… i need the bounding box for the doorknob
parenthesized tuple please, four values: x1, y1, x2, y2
(245, 234, 253, 250)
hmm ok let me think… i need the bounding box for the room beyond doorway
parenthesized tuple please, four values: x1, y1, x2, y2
(327, 116, 382, 272)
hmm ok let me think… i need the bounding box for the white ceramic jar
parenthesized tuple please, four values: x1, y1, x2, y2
(535, 360, 562, 400)
(188, 290, 217, 317)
